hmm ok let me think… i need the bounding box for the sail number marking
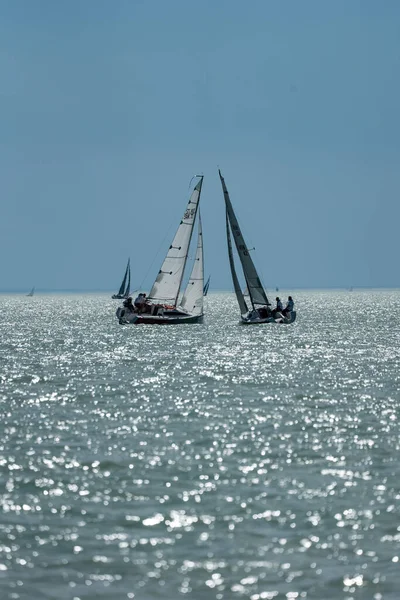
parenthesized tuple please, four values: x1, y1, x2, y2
(184, 208, 196, 220)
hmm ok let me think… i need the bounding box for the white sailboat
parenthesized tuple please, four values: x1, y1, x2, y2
(116, 176, 204, 324)
(112, 258, 131, 299)
(26, 286, 35, 297)
(219, 170, 296, 325)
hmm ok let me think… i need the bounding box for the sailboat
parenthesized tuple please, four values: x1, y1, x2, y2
(112, 258, 131, 299)
(116, 176, 205, 324)
(203, 275, 210, 296)
(26, 286, 35, 297)
(219, 170, 296, 325)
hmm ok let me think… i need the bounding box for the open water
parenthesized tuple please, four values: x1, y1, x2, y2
(0, 291, 399, 600)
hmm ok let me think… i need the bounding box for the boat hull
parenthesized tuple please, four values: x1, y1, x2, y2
(112, 294, 126, 299)
(240, 311, 296, 325)
(116, 307, 203, 325)
(131, 314, 203, 325)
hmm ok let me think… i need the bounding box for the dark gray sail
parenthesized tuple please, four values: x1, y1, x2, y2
(124, 262, 131, 297)
(226, 211, 248, 314)
(219, 170, 269, 307)
(203, 275, 210, 296)
(117, 259, 130, 297)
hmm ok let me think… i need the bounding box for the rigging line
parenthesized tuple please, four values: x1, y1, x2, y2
(253, 244, 270, 299)
(137, 217, 176, 291)
(234, 200, 268, 294)
(140, 177, 201, 293)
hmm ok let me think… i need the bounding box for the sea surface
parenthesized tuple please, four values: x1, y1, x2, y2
(0, 291, 400, 600)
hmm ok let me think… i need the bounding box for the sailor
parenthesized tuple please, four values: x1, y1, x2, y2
(271, 297, 283, 318)
(123, 297, 135, 312)
(134, 293, 145, 311)
(258, 306, 270, 319)
(141, 293, 149, 313)
(283, 296, 294, 315)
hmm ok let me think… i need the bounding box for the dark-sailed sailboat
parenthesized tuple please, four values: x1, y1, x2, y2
(203, 275, 210, 296)
(219, 170, 296, 324)
(116, 176, 205, 324)
(112, 259, 131, 299)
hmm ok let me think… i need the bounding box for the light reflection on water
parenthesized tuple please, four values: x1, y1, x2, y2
(0, 291, 400, 599)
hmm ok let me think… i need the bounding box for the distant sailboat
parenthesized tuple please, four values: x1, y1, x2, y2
(219, 170, 296, 325)
(112, 259, 131, 299)
(116, 176, 205, 324)
(26, 286, 35, 297)
(203, 275, 210, 296)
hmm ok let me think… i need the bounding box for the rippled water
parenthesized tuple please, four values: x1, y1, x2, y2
(1, 291, 400, 600)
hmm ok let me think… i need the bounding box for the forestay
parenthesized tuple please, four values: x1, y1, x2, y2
(219, 170, 269, 307)
(180, 213, 204, 316)
(149, 177, 203, 306)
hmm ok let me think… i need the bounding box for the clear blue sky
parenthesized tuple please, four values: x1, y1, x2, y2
(1, 0, 399, 291)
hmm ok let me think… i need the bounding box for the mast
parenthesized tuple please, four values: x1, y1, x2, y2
(219, 170, 269, 307)
(149, 176, 204, 306)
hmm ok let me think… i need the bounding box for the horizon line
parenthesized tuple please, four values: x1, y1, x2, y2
(1, 286, 400, 295)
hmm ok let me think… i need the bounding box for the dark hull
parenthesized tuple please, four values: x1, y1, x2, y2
(241, 311, 297, 325)
(116, 306, 203, 325)
(132, 314, 204, 325)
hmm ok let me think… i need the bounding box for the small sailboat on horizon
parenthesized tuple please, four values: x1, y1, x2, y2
(219, 170, 296, 325)
(203, 275, 210, 296)
(26, 286, 35, 297)
(112, 258, 131, 299)
(116, 176, 205, 324)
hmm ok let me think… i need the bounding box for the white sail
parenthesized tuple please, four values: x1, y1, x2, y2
(149, 177, 203, 305)
(219, 170, 269, 307)
(180, 213, 204, 316)
(226, 211, 248, 315)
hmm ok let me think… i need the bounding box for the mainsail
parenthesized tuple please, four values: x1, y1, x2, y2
(149, 176, 203, 306)
(219, 170, 269, 307)
(226, 211, 248, 315)
(180, 213, 204, 316)
(117, 259, 130, 297)
(124, 263, 131, 297)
